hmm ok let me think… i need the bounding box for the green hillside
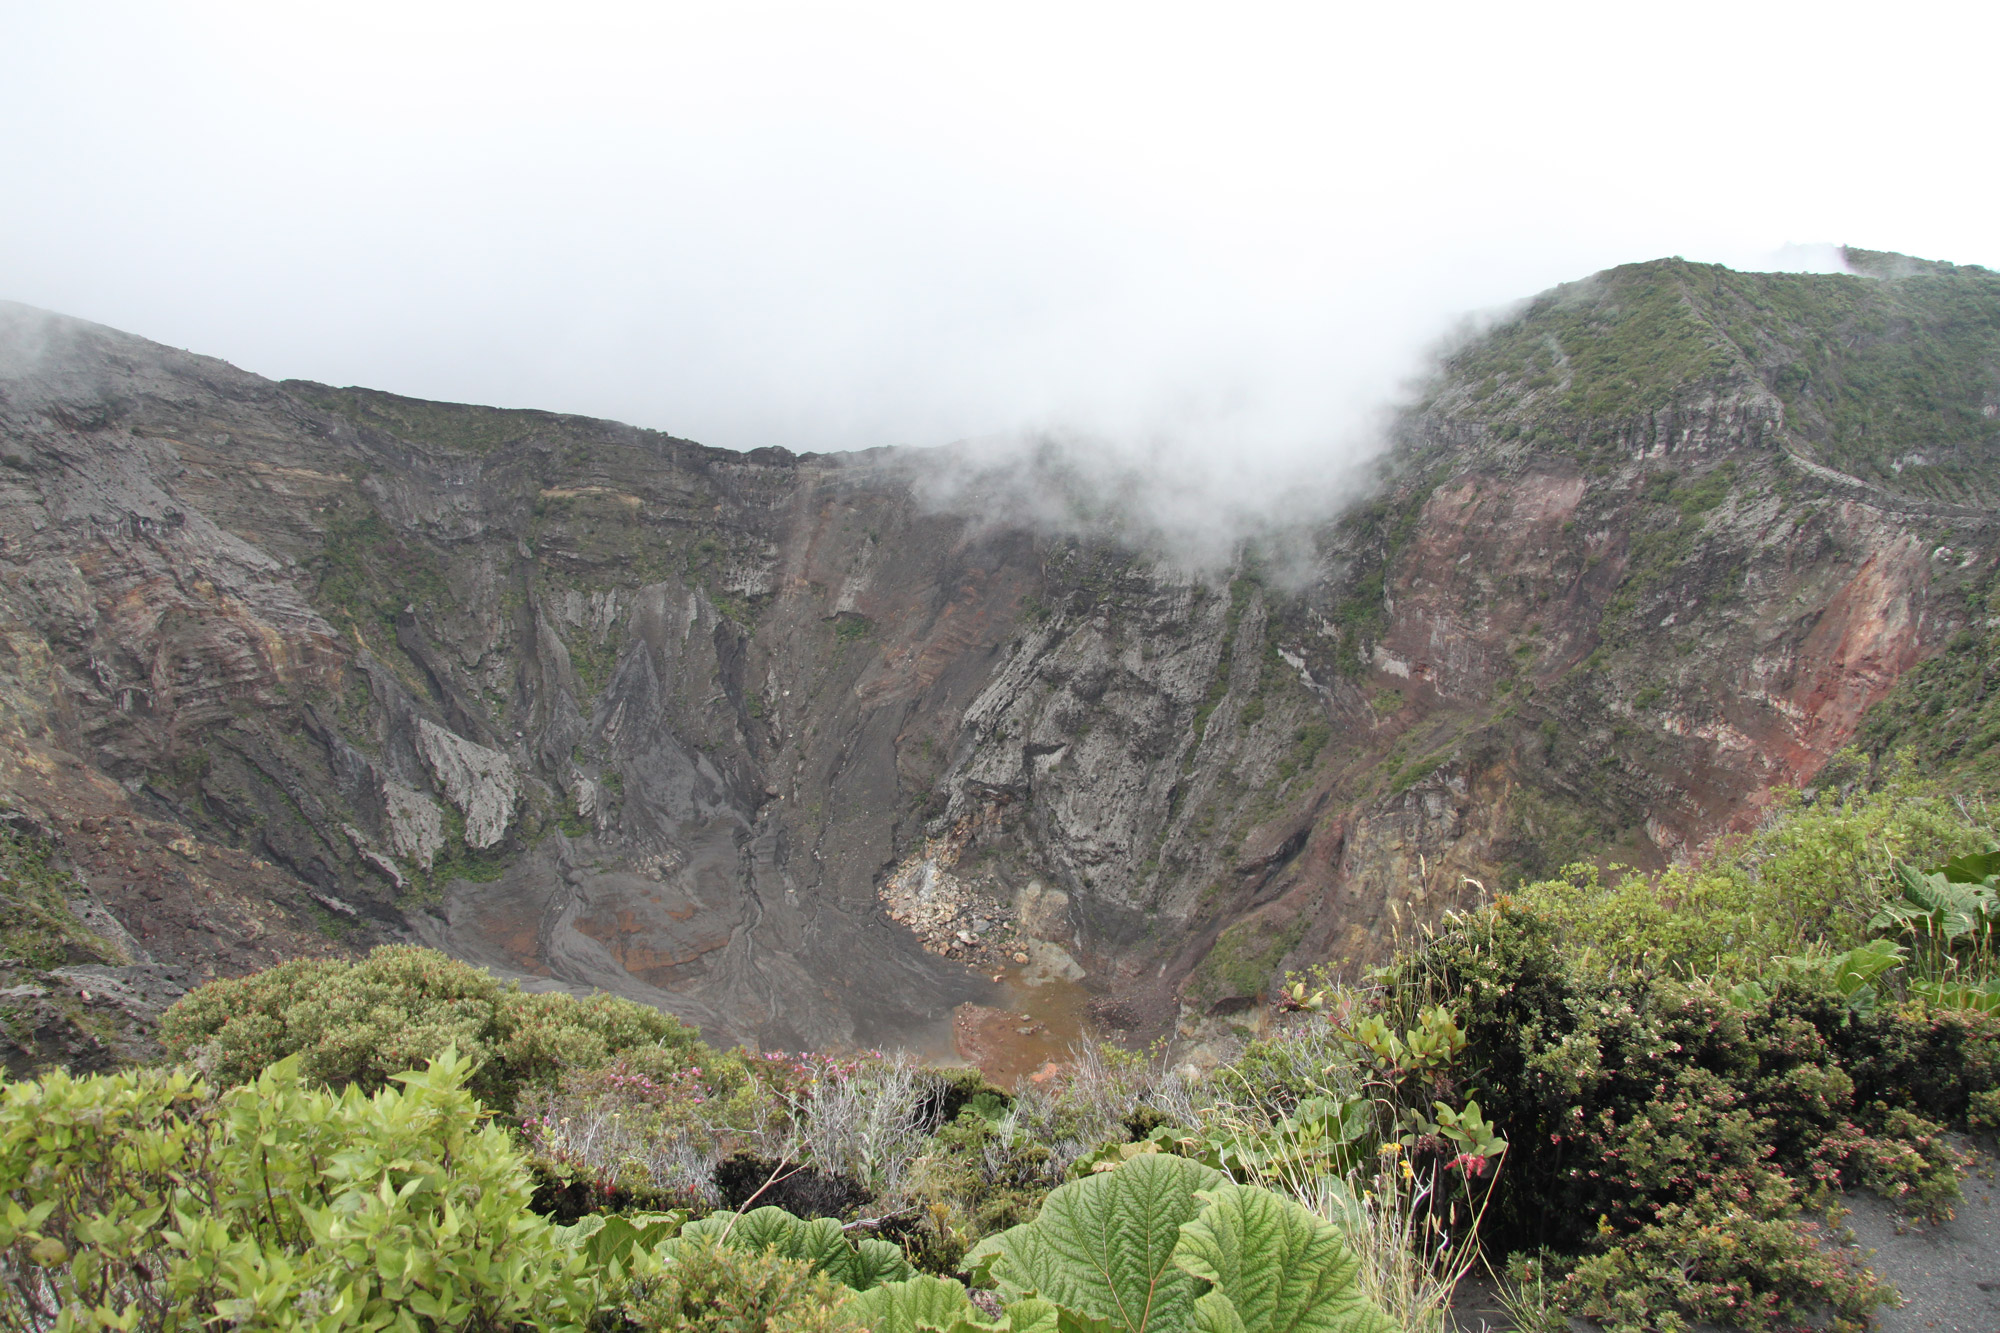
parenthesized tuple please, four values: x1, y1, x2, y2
(1431, 250, 2000, 503)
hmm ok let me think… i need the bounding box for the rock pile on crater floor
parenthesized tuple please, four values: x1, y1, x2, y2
(880, 836, 1027, 970)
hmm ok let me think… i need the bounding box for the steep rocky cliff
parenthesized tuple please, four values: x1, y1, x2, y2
(2, 249, 1994, 1058)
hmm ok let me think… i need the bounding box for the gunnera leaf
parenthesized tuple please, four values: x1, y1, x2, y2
(677, 1205, 850, 1280)
(965, 1151, 1224, 1333)
(845, 1235, 918, 1290)
(554, 1210, 686, 1268)
(843, 1273, 976, 1333)
(1171, 1183, 1394, 1333)
(1192, 1292, 1248, 1333)
(1050, 1311, 1117, 1333)
(1938, 849, 2000, 884)
(995, 1298, 1062, 1333)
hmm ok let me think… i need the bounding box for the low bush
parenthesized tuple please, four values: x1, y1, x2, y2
(625, 1237, 863, 1333)
(522, 1056, 734, 1216)
(1561, 1206, 1885, 1333)
(1519, 779, 1997, 982)
(781, 1053, 937, 1196)
(0, 1049, 603, 1332)
(1395, 896, 2000, 1331)
(894, 1042, 1202, 1273)
(157, 944, 709, 1111)
(1228, 1014, 1358, 1110)
(522, 1049, 958, 1224)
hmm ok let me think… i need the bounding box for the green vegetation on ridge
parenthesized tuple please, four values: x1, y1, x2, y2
(0, 827, 119, 972)
(289, 382, 574, 456)
(1434, 253, 2000, 501)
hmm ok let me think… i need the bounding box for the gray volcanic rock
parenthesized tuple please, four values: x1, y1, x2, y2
(414, 718, 517, 849)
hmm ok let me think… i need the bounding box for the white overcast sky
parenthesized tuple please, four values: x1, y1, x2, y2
(2, 1, 1995, 472)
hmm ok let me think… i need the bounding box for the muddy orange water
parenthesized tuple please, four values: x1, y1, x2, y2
(926, 968, 1096, 1090)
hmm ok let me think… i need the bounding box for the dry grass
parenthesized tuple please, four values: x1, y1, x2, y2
(518, 1082, 726, 1208)
(779, 1054, 937, 1194)
(1277, 1155, 1494, 1333)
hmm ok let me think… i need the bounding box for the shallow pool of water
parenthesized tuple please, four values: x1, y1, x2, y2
(915, 966, 1098, 1090)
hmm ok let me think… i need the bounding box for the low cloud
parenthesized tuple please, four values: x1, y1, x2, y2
(2, 6, 1987, 578)
(897, 414, 1392, 581)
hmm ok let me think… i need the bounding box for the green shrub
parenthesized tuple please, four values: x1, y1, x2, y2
(157, 944, 708, 1110)
(621, 1234, 865, 1333)
(1561, 1205, 1888, 1333)
(1845, 1107, 1963, 1218)
(1519, 780, 1997, 981)
(1393, 899, 1991, 1329)
(1815, 995, 2000, 1132)
(898, 1105, 1055, 1272)
(0, 1050, 602, 1332)
(0, 1062, 207, 1328)
(1229, 1019, 1357, 1111)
